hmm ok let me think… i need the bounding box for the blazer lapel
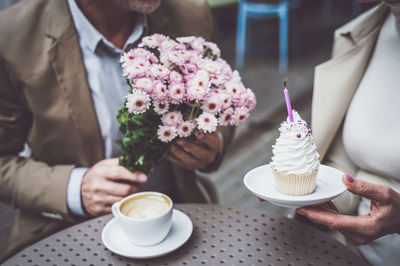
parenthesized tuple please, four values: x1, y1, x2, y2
(312, 4, 388, 159)
(45, 0, 104, 165)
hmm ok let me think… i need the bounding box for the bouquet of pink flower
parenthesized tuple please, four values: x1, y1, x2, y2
(117, 34, 256, 174)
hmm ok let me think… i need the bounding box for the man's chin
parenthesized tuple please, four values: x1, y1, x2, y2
(115, 0, 162, 14)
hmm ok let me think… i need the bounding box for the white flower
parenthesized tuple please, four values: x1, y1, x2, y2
(140, 36, 158, 48)
(162, 111, 183, 127)
(150, 64, 170, 80)
(157, 126, 177, 143)
(201, 96, 221, 114)
(178, 121, 195, 138)
(125, 90, 151, 114)
(187, 85, 207, 101)
(154, 101, 169, 115)
(169, 84, 185, 103)
(197, 112, 218, 133)
(152, 81, 168, 101)
(233, 107, 249, 126)
(134, 78, 153, 93)
(123, 58, 148, 78)
(225, 80, 244, 99)
(220, 92, 232, 110)
(219, 108, 234, 126)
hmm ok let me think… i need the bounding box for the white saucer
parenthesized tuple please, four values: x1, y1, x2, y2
(244, 164, 347, 208)
(102, 209, 193, 259)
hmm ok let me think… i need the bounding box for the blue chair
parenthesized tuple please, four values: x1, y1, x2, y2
(235, 0, 298, 74)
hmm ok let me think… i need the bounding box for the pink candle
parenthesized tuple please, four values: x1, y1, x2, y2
(283, 85, 294, 122)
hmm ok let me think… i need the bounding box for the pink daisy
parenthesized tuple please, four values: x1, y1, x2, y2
(123, 58, 148, 78)
(177, 121, 195, 138)
(246, 88, 257, 110)
(225, 80, 244, 99)
(233, 107, 249, 126)
(201, 96, 221, 114)
(140, 36, 159, 48)
(162, 111, 183, 127)
(220, 92, 232, 110)
(125, 90, 151, 114)
(134, 78, 153, 93)
(157, 126, 177, 143)
(150, 64, 170, 80)
(154, 101, 169, 115)
(219, 108, 234, 126)
(197, 112, 218, 133)
(169, 71, 183, 84)
(152, 81, 168, 101)
(169, 84, 185, 104)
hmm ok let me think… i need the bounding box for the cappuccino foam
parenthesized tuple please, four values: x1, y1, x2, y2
(120, 194, 170, 219)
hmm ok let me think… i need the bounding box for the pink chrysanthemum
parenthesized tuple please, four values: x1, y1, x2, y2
(152, 81, 168, 101)
(233, 107, 249, 126)
(140, 36, 159, 48)
(225, 80, 244, 99)
(187, 85, 208, 101)
(125, 90, 151, 114)
(201, 96, 221, 114)
(123, 58, 148, 78)
(204, 41, 221, 57)
(169, 84, 185, 104)
(134, 78, 153, 93)
(162, 111, 183, 127)
(197, 112, 218, 133)
(247, 88, 257, 110)
(154, 101, 169, 115)
(235, 91, 250, 108)
(220, 92, 232, 110)
(150, 64, 169, 80)
(157, 126, 177, 143)
(219, 108, 234, 126)
(169, 71, 183, 84)
(177, 121, 195, 138)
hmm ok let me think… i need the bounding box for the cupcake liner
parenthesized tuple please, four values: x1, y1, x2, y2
(271, 167, 318, 196)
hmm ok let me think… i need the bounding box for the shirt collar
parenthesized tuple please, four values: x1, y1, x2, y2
(67, 0, 146, 54)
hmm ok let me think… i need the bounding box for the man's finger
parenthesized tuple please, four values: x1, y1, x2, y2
(196, 132, 221, 150)
(175, 141, 209, 160)
(106, 166, 147, 183)
(297, 207, 367, 234)
(342, 174, 392, 202)
(102, 158, 119, 167)
(170, 144, 200, 166)
(100, 180, 140, 197)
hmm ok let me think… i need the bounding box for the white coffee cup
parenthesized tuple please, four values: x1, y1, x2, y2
(112, 191, 173, 246)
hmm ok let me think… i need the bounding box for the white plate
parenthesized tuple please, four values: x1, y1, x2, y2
(102, 209, 193, 259)
(243, 164, 347, 208)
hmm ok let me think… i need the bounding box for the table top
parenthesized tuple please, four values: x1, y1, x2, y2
(4, 204, 367, 266)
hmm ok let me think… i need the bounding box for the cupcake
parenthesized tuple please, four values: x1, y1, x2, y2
(270, 110, 320, 196)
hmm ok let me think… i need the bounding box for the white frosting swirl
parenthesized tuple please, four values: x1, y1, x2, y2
(270, 110, 320, 174)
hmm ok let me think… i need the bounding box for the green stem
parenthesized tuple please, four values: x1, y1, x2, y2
(189, 105, 196, 120)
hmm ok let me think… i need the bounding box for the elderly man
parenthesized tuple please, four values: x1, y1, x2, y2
(0, 0, 233, 260)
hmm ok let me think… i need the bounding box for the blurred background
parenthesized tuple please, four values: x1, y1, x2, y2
(0, 0, 378, 252)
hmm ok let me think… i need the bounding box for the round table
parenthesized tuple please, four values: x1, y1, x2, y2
(4, 204, 367, 266)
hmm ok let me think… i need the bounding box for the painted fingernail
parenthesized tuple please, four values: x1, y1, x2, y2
(296, 209, 306, 216)
(345, 173, 354, 183)
(257, 197, 265, 202)
(139, 174, 147, 182)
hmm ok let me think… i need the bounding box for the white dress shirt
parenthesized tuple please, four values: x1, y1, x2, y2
(66, 0, 145, 215)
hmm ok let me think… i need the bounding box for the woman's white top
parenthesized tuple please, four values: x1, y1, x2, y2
(342, 13, 400, 266)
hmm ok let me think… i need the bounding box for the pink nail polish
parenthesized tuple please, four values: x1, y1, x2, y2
(345, 173, 354, 183)
(296, 209, 306, 216)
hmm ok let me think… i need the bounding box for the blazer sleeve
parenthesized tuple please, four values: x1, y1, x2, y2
(322, 126, 360, 215)
(0, 60, 77, 222)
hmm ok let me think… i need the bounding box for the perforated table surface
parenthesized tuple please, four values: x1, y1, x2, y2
(4, 204, 367, 266)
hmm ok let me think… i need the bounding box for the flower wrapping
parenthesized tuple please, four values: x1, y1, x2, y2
(117, 34, 256, 174)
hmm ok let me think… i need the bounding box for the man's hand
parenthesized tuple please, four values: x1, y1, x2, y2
(167, 131, 223, 171)
(81, 158, 147, 216)
(296, 174, 400, 245)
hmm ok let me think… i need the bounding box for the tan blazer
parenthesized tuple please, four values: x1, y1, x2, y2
(312, 3, 391, 213)
(0, 0, 233, 261)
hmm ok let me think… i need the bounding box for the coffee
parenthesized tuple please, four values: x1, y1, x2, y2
(120, 193, 171, 219)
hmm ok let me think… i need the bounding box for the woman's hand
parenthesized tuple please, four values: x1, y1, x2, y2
(167, 131, 223, 170)
(296, 174, 400, 245)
